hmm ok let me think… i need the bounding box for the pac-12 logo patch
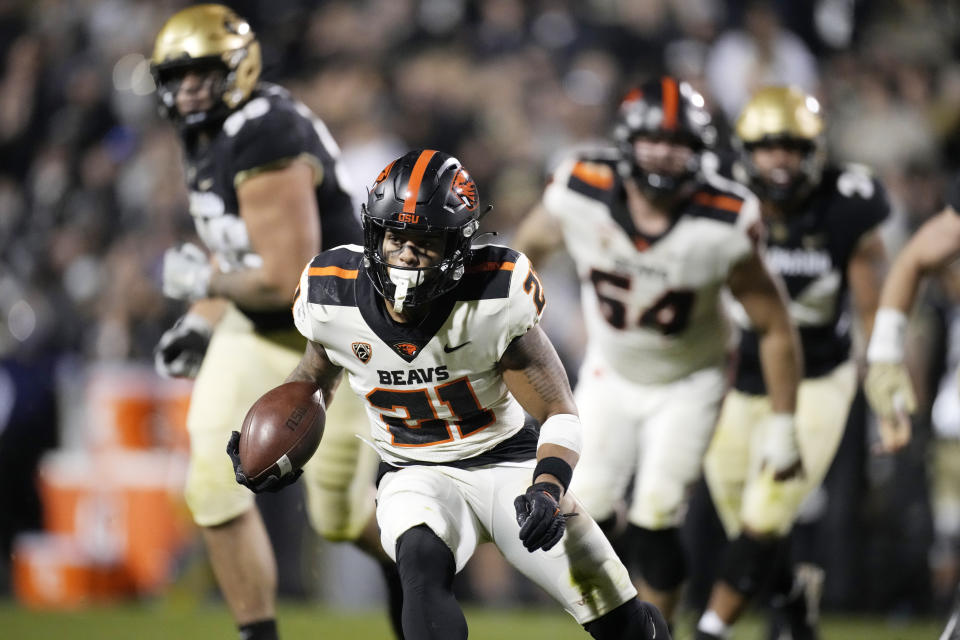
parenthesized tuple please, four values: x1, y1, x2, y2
(352, 342, 372, 363)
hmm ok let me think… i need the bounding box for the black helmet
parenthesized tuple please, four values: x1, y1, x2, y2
(361, 150, 487, 309)
(612, 76, 715, 199)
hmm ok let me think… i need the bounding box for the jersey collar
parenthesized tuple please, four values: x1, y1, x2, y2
(356, 268, 457, 363)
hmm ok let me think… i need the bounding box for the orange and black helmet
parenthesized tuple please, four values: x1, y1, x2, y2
(613, 76, 715, 197)
(361, 150, 490, 308)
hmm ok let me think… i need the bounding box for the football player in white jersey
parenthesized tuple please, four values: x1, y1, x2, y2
(149, 6, 399, 639)
(232, 149, 672, 639)
(864, 173, 960, 640)
(697, 87, 889, 640)
(512, 77, 803, 628)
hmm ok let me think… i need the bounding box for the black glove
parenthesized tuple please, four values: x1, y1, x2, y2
(154, 313, 212, 379)
(514, 481, 568, 552)
(226, 431, 303, 493)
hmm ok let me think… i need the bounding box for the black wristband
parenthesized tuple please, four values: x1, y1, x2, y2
(533, 456, 573, 493)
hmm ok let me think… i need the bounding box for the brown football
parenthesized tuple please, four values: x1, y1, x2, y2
(238, 381, 325, 483)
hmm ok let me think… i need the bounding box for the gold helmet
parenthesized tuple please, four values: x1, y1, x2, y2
(734, 86, 826, 204)
(150, 4, 261, 129)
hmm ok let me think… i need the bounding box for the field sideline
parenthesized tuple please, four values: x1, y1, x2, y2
(0, 600, 942, 639)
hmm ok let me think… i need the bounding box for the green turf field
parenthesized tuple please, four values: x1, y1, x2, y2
(0, 600, 943, 639)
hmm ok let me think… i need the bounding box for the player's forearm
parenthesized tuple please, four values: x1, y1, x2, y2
(285, 354, 340, 407)
(878, 251, 926, 314)
(209, 267, 299, 310)
(757, 320, 802, 414)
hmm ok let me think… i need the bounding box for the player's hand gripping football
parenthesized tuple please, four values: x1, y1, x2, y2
(864, 361, 915, 454)
(226, 431, 303, 493)
(154, 313, 212, 379)
(761, 414, 804, 481)
(514, 482, 570, 552)
(162, 242, 212, 301)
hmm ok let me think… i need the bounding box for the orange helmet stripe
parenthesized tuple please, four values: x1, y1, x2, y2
(402, 150, 437, 214)
(661, 77, 678, 130)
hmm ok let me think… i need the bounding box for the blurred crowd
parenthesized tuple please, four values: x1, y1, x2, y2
(1, 0, 960, 617)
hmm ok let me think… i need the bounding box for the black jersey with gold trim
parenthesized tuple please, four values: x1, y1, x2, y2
(292, 244, 546, 465)
(731, 164, 890, 394)
(183, 82, 359, 332)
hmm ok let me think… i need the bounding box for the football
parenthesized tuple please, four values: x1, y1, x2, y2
(238, 381, 326, 483)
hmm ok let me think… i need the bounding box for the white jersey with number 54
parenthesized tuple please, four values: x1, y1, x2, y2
(542, 153, 760, 384)
(292, 244, 546, 466)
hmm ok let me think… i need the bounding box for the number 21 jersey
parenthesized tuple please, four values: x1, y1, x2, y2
(292, 244, 545, 466)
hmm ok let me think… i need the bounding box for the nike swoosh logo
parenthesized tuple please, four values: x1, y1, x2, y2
(443, 341, 471, 353)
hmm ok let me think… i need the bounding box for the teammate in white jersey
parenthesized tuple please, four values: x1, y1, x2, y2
(513, 76, 803, 626)
(233, 149, 672, 639)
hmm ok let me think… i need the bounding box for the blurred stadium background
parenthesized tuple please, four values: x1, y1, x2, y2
(0, 0, 958, 637)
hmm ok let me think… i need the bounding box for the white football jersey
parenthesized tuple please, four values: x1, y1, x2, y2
(293, 244, 545, 466)
(542, 154, 760, 384)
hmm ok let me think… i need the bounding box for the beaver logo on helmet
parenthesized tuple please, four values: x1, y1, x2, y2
(450, 168, 478, 211)
(373, 161, 395, 188)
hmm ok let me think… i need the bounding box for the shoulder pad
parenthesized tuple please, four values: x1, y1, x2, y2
(305, 246, 363, 306)
(456, 245, 521, 302)
(822, 164, 890, 228)
(225, 92, 322, 179)
(564, 158, 619, 203)
(687, 169, 758, 225)
(688, 187, 746, 224)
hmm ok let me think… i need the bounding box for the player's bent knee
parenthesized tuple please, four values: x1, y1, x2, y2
(584, 599, 671, 640)
(630, 525, 686, 591)
(395, 524, 456, 593)
(718, 532, 783, 598)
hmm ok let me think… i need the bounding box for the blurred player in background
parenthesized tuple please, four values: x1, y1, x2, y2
(235, 149, 672, 639)
(862, 174, 960, 640)
(148, 6, 399, 639)
(696, 86, 889, 640)
(513, 77, 803, 628)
